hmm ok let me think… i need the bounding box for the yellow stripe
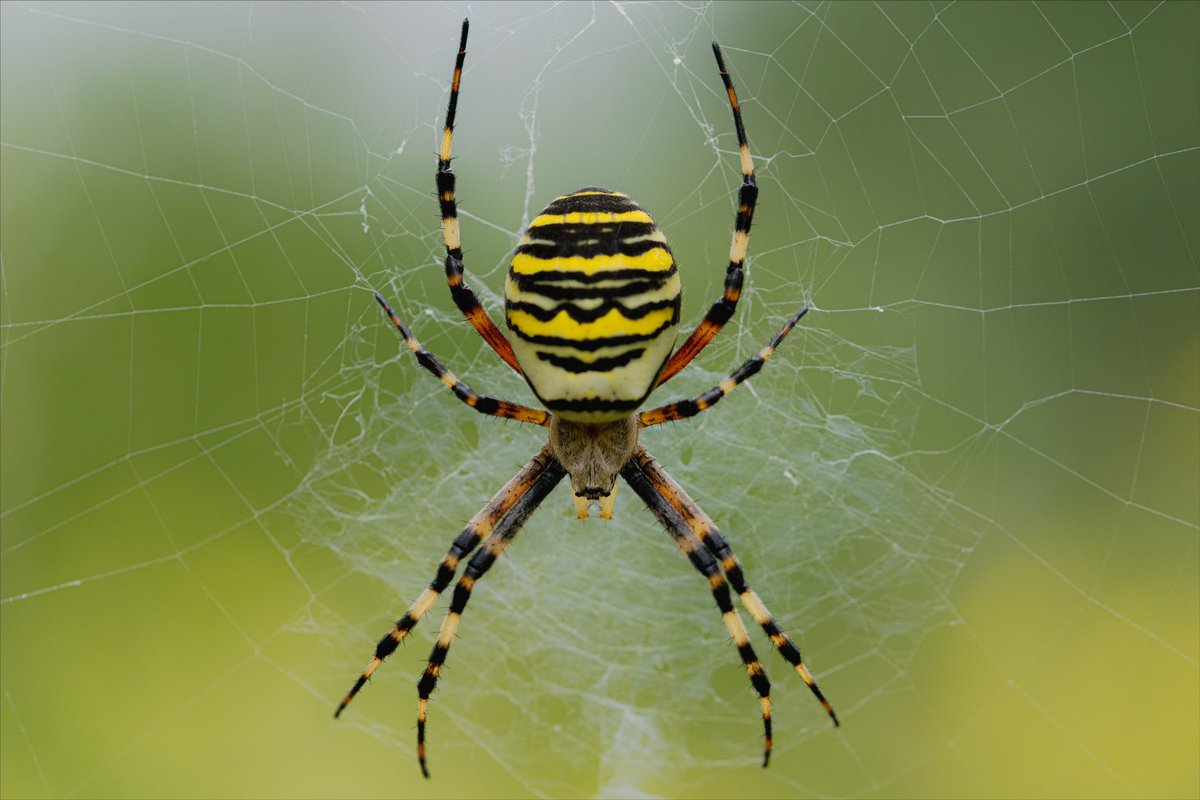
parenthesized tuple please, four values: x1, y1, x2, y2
(508, 305, 675, 340)
(411, 588, 439, 620)
(740, 143, 753, 177)
(511, 248, 674, 276)
(741, 590, 771, 624)
(437, 612, 462, 647)
(730, 229, 748, 261)
(527, 210, 653, 227)
(722, 610, 749, 645)
(443, 217, 461, 251)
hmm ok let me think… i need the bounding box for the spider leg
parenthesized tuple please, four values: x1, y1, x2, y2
(415, 448, 566, 777)
(621, 450, 775, 767)
(657, 41, 757, 386)
(436, 19, 523, 374)
(641, 307, 807, 427)
(628, 447, 839, 728)
(334, 446, 562, 721)
(374, 293, 548, 426)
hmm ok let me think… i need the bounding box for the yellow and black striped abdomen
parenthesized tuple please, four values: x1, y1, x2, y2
(505, 189, 681, 422)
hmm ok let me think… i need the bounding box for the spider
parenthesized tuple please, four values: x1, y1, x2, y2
(335, 19, 839, 777)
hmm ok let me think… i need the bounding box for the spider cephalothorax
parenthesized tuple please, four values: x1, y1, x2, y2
(549, 415, 638, 511)
(335, 19, 838, 778)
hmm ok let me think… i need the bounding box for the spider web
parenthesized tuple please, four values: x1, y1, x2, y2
(1, 2, 1197, 798)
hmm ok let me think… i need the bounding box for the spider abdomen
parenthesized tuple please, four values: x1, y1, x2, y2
(505, 188, 681, 422)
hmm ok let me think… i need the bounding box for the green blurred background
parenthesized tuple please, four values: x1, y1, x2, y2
(2, 2, 1196, 798)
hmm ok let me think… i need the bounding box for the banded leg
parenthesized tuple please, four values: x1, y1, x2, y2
(436, 19, 522, 374)
(416, 450, 567, 777)
(641, 307, 807, 427)
(629, 447, 839, 728)
(334, 445, 561, 719)
(657, 41, 757, 386)
(375, 293, 549, 426)
(621, 455, 775, 767)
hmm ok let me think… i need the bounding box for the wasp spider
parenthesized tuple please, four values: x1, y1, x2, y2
(336, 19, 839, 776)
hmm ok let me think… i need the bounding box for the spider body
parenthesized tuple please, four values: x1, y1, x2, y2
(337, 19, 838, 778)
(506, 188, 681, 422)
(549, 415, 638, 514)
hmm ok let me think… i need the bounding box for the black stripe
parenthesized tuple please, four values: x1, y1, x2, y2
(515, 235, 669, 261)
(544, 396, 646, 415)
(542, 191, 641, 215)
(433, 561, 458, 591)
(722, 562, 747, 591)
(511, 274, 673, 301)
(522, 221, 659, 245)
(414, 349, 449, 379)
(506, 314, 678, 351)
(508, 297, 677, 324)
(471, 395, 499, 415)
(734, 179, 757, 232)
(341, 675, 368, 710)
(418, 648, 447, 696)
(437, 169, 457, 219)
(509, 265, 677, 285)
(778, 640, 804, 663)
(373, 630, 402, 661)
(707, 295, 736, 326)
(535, 348, 646, 373)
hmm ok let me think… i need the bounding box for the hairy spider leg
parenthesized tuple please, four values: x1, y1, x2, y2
(374, 293, 548, 426)
(641, 307, 808, 427)
(621, 455, 775, 766)
(656, 41, 758, 386)
(414, 449, 566, 777)
(630, 447, 839, 728)
(334, 446, 561, 720)
(436, 19, 523, 374)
